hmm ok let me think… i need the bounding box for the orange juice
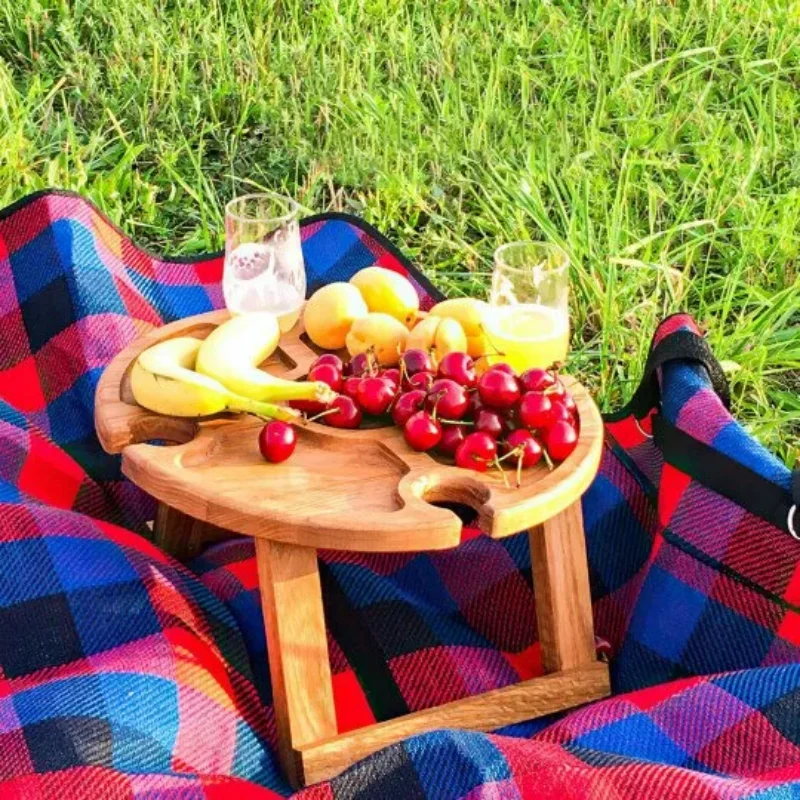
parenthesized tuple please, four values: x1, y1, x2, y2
(483, 303, 569, 373)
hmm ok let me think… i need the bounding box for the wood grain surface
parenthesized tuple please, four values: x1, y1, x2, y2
(96, 311, 604, 551)
(297, 661, 610, 786)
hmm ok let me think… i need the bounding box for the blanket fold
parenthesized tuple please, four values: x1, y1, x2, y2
(0, 191, 798, 799)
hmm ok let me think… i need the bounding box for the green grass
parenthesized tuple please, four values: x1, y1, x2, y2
(1, 0, 798, 462)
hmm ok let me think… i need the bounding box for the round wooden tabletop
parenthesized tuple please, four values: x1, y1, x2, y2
(96, 310, 604, 552)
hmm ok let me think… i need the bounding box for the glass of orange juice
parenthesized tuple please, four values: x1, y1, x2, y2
(484, 241, 570, 372)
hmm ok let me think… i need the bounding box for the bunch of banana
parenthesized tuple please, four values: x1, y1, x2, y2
(131, 313, 335, 420)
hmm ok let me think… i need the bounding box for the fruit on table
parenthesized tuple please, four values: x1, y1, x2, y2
(477, 367, 521, 410)
(426, 378, 469, 419)
(350, 266, 419, 327)
(400, 348, 434, 377)
(294, 344, 581, 480)
(197, 313, 334, 404)
(519, 367, 556, 394)
(545, 420, 578, 462)
(304, 282, 368, 350)
(259, 420, 297, 463)
(313, 353, 345, 372)
(548, 399, 573, 427)
(438, 424, 467, 456)
(403, 411, 443, 451)
(405, 316, 467, 367)
(382, 368, 401, 392)
(131, 337, 298, 421)
(324, 396, 363, 429)
(391, 389, 427, 426)
(437, 352, 477, 388)
(474, 408, 508, 439)
(346, 312, 409, 366)
(356, 375, 396, 415)
(406, 371, 435, 391)
(308, 363, 343, 393)
(342, 375, 362, 399)
(428, 298, 493, 359)
(348, 351, 372, 377)
(455, 432, 498, 472)
(518, 391, 553, 430)
(504, 429, 543, 468)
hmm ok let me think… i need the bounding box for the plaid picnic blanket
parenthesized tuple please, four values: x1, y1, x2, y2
(1, 190, 798, 799)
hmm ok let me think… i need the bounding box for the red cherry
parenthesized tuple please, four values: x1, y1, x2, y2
(546, 420, 578, 461)
(518, 392, 553, 430)
(289, 398, 327, 415)
(438, 425, 468, 456)
(548, 400, 573, 428)
(342, 375, 363, 399)
(258, 421, 296, 463)
(391, 389, 427, 426)
(455, 432, 498, 472)
(548, 380, 568, 402)
(466, 391, 484, 418)
(357, 376, 396, 415)
(404, 411, 443, 451)
(382, 368, 401, 392)
(426, 378, 469, 420)
(474, 408, 508, 439)
(561, 392, 577, 417)
(437, 352, 477, 388)
(406, 371, 435, 392)
(312, 353, 344, 373)
(308, 363, 342, 393)
(519, 368, 556, 393)
(324, 396, 363, 429)
(477, 369, 520, 410)
(400, 349, 434, 377)
(488, 363, 516, 376)
(504, 429, 543, 468)
(349, 352, 372, 377)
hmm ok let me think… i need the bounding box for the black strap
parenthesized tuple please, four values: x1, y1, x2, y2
(628, 330, 731, 419)
(652, 415, 796, 537)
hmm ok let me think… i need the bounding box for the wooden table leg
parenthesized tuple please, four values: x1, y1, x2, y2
(255, 538, 337, 789)
(152, 502, 229, 561)
(529, 500, 597, 673)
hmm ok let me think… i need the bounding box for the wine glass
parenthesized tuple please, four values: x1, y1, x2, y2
(484, 241, 570, 372)
(223, 192, 306, 331)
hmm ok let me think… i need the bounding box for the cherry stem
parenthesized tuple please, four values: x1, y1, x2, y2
(494, 455, 510, 488)
(516, 450, 523, 488)
(542, 448, 554, 472)
(307, 408, 338, 423)
(440, 418, 472, 426)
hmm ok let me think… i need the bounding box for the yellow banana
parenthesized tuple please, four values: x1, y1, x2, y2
(196, 314, 334, 404)
(131, 337, 298, 421)
(428, 298, 493, 359)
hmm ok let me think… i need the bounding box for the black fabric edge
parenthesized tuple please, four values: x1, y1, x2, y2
(603, 313, 703, 423)
(0, 190, 444, 301)
(653, 414, 793, 534)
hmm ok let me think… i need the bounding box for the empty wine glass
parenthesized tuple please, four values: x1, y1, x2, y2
(223, 192, 306, 331)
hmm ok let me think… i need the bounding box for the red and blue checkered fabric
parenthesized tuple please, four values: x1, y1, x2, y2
(1, 190, 799, 798)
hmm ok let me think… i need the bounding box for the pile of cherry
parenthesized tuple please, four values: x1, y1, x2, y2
(260, 348, 581, 482)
